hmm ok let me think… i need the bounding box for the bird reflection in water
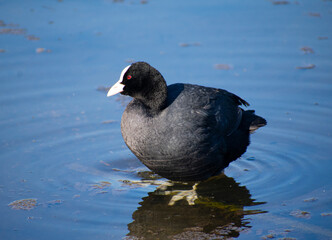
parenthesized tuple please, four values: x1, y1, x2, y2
(125, 174, 266, 240)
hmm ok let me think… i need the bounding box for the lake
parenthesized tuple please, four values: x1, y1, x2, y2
(1, 0, 332, 239)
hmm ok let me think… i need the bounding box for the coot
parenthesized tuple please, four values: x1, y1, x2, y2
(107, 62, 266, 181)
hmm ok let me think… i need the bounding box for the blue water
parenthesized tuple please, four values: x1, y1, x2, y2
(1, 0, 332, 239)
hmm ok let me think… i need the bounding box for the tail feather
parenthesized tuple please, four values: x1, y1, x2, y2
(243, 110, 267, 133)
(223, 109, 266, 168)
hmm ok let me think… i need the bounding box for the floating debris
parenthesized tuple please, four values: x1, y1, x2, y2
(111, 168, 122, 172)
(27, 216, 42, 220)
(0, 49, 5, 53)
(4, 23, 19, 27)
(102, 120, 116, 124)
(261, 233, 276, 239)
(179, 43, 190, 47)
(300, 46, 314, 54)
(0, 20, 40, 41)
(26, 35, 40, 41)
(8, 198, 38, 210)
(45, 199, 63, 207)
(214, 64, 232, 70)
(0, 28, 26, 35)
(91, 181, 111, 189)
(296, 64, 315, 70)
(308, 12, 321, 17)
(303, 197, 318, 202)
(100, 160, 111, 167)
(36, 48, 51, 53)
(179, 42, 201, 47)
(321, 212, 332, 217)
(260, 229, 296, 240)
(110, 168, 133, 173)
(272, 1, 289, 5)
(290, 209, 311, 219)
(90, 181, 112, 194)
(318, 36, 328, 40)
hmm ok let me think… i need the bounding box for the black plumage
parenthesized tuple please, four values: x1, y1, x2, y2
(108, 62, 266, 181)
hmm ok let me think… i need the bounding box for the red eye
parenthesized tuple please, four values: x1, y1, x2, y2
(127, 75, 132, 80)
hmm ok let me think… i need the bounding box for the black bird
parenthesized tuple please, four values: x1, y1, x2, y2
(107, 62, 266, 181)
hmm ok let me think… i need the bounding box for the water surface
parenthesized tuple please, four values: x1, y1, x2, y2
(1, 0, 332, 239)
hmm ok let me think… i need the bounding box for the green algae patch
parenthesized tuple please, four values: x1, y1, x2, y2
(8, 198, 38, 210)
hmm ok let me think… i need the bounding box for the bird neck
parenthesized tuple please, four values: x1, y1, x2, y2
(137, 74, 168, 113)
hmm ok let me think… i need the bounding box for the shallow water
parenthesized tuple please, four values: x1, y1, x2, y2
(1, 0, 332, 239)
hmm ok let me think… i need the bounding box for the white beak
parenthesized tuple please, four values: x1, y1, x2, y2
(107, 65, 131, 97)
(107, 79, 125, 97)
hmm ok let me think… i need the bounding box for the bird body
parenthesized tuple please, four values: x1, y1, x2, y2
(108, 62, 266, 181)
